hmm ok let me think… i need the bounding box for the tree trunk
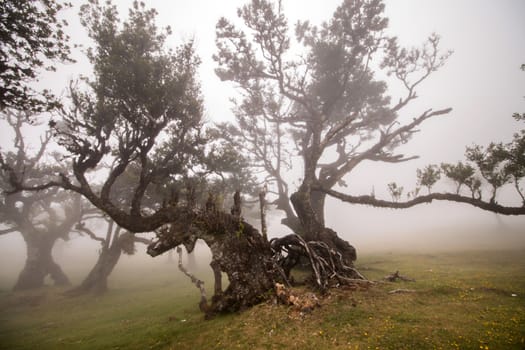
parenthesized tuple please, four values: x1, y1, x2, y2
(66, 244, 122, 296)
(310, 190, 326, 226)
(148, 208, 281, 317)
(207, 223, 277, 315)
(147, 191, 365, 316)
(14, 233, 71, 290)
(291, 187, 356, 265)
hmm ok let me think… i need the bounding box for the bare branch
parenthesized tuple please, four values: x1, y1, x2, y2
(176, 245, 209, 313)
(0, 227, 18, 235)
(321, 107, 452, 187)
(133, 235, 152, 245)
(323, 187, 525, 216)
(73, 223, 106, 243)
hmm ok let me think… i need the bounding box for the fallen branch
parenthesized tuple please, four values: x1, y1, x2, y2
(384, 271, 415, 282)
(388, 288, 417, 294)
(176, 246, 208, 313)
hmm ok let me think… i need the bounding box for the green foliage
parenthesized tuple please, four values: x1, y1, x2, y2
(0, 0, 73, 112)
(386, 182, 403, 202)
(440, 161, 475, 194)
(44, 0, 255, 222)
(53, 0, 203, 170)
(214, 0, 452, 228)
(79, 1, 199, 147)
(466, 143, 511, 203)
(203, 127, 258, 196)
(416, 164, 441, 194)
(410, 103, 524, 203)
(462, 73, 525, 204)
(465, 176, 482, 200)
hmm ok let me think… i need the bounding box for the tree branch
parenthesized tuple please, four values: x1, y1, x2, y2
(133, 235, 152, 245)
(73, 224, 106, 243)
(0, 227, 18, 235)
(323, 187, 525, 216)
(323, 107, 452, 187)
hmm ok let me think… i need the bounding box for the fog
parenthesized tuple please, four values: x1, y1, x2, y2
(1, 0, 524, 291)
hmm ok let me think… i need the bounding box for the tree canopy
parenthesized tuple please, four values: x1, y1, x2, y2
(0, 0, 73, 112)
(214, 0, 525, 230)
(1, 0, 250, 233)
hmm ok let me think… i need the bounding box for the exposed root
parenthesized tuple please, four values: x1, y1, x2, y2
(271, 234, 370, 292)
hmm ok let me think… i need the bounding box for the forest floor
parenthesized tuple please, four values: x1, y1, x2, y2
(0, 249, 524, 349)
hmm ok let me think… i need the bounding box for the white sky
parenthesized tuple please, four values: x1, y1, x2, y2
(1, 0, 524, 257)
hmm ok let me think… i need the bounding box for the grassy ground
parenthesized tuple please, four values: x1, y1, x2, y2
(0, 250, 524, 350)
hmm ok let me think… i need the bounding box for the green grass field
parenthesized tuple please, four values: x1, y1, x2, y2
(1, 250, 524, 349)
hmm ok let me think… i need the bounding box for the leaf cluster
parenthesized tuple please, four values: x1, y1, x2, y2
(0, 0, 73, 112)
(412, 114, 524, 204)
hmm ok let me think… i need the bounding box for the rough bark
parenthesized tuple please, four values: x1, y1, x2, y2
(144, 190, 369, 317)
(290, 187, 356, 265)
(14, 232, 70, 290)
(147, 198, 281, 317)
(310, 190, 326, 226)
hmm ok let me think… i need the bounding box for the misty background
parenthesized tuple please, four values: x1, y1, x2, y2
(1, 0, 524, 288)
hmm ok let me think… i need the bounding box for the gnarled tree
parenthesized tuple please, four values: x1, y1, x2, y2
(2, 0, 524, 316)
(0, 110, 80, 290)
(214, 0, 525, 268)
(1, 0, 282, 314)
(214, 0, 453, 264)
(66, 216, 150, 296)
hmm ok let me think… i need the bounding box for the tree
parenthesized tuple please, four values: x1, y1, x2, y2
(440, 162, 475, 195)
(1, 0, 277, 316)
(0, 0, 73, 112)
(66, 216, 150, 295)
(214, 0, 525, 264)
(387, 182, 403, 202)
(0, 110, 80, 290)
(214, 0, 452, 263)
(416, 164, 441, 194)
(328, 113, 524, 214)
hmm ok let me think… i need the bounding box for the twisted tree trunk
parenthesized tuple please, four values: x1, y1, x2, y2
(147, 199, 281, 317)
(66, 243, 122, 296)
(66, 232, 140, 296)
(291, 186, 356, 266)
(147, 191, 365, 317)
(14, 232, 70, 290)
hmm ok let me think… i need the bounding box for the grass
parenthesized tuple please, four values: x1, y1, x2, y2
(1, 250, 524, 349)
